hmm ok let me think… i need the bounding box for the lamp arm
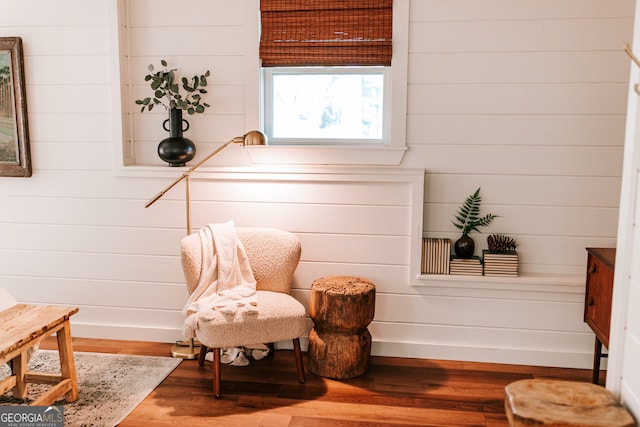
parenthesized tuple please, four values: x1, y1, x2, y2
(145, 138, 238, 208)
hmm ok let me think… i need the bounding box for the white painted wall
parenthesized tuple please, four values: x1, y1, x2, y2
(0, 0, 634, 369)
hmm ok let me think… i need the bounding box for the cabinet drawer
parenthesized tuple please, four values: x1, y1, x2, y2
(584, 285, 612, 347)
(584, 249, 615, 348)
(586, 254, 614, 296)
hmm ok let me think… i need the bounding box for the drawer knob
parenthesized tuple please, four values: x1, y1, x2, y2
(587, 296, 595, 306)
(588, 264, 597, 274)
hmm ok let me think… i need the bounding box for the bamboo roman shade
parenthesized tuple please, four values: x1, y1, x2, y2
(260, 0, 392, 67)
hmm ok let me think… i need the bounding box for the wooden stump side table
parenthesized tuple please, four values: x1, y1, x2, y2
(308, 276, 375, 379)
(505, 379, 636, 427)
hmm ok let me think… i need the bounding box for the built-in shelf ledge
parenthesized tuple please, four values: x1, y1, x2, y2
(413, 273, 585, 295)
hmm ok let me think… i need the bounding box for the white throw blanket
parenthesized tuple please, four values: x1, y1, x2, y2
(182, 222, 258, 338)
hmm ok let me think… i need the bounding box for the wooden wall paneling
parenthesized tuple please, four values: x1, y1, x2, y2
(0, 223, 184, 256)
(411, 19, 632, 52)
(409, 84, 627, 115)
(128, 27, 245, 57)
(188, 202, 410, 235)
(0, 196, 184, 228)
(127, 0, 244, 27)
(31, 142, 114, 171)
(424, 175, 622, 207)
(26, 85, 112, 114)
(186, 177, 413, 205)
(72, 306, 185, 329)
(402, 145, 624, 175)
(0, 0, 109, 27)
(0, 250, 183, 284)
(28, 114, 114, 143)
(410, 0, 634, 21)
(0, 171, 171, 199)
(70, 323, 181, 343)
(5, 277, 186, 311)
(407, 115, 627, 146)
(297, 234, 409, 265)
(26, 56, 111, 86)
(374, 294, 586, 331)
(410, 51, 630, 84)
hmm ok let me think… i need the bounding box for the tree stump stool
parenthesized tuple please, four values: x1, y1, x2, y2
(505, 379, 636, 427)
(308, 276, 376, 379)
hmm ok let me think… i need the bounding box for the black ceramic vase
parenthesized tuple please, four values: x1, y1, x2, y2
(157, 108, 196, 167)
(454, 234, 475, 258)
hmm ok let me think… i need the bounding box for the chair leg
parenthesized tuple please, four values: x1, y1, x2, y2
(198, 344, 208, 366)
(213, 347, 222, 398)
(293, 338, 305, 383)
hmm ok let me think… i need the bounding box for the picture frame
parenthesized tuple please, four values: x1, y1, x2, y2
(0, 37, 31, 177)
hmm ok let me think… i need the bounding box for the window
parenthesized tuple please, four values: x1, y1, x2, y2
(264, 66, 390, 145)
(245, 0, 407, 165)
(260, 0, 393, 146)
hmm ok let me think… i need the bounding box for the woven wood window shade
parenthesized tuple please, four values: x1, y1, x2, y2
(260, 0, 392, 67)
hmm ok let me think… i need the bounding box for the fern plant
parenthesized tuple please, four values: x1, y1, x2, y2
(452, 187, 497, 236)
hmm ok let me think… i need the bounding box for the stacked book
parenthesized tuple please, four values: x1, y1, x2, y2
(449, 256, 483, 276)
(421, 238, 451, 274)
(483, 250, 519, 277)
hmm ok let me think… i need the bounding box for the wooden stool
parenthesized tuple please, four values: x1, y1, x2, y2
(308, 276, 375, 379)
(505, 379, 636, 427)
(0, 304, 79, 405)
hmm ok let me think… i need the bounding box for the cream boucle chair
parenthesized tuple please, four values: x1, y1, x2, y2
(180, 227, 306, 398)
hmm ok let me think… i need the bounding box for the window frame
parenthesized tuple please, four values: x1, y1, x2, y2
(243, 0, 408, 166)
(262, 66, 391, 146)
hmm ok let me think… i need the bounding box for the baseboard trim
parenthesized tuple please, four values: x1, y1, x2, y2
(371, 340, 596, 369)
(71, 323, 596, 370)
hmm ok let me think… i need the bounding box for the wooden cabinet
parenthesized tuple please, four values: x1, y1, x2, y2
(584, 247, 615, 384)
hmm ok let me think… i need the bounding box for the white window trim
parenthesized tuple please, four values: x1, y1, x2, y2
(244, 0, 409, 166)
(263, 66, 391, 146)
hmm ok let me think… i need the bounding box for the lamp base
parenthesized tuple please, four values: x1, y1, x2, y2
(171, 339, 201, 359)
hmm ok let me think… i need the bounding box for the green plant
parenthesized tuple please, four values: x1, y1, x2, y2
(135, 59, 211, 115)
(452, 187, 497, 236)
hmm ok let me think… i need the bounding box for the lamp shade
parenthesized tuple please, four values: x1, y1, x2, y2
(242, 130, 268, 146)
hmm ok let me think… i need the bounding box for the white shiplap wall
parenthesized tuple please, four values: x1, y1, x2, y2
(406, 0, 632, 274)
(0, 0, 634, 369)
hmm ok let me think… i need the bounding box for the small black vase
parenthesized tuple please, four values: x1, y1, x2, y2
(454, 235, 475, 258)
(157, 108, 196, 167)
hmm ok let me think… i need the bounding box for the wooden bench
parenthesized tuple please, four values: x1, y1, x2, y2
(0, 304, 79, 405)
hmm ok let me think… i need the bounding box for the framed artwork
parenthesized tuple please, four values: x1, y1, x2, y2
(0, 37, 31, 177)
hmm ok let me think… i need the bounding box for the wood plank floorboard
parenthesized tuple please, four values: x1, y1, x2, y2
(37, 337, 600, 426)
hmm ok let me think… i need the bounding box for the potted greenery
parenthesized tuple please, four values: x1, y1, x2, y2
(451, 187, 497, 258)
(135, 60, 211, 166)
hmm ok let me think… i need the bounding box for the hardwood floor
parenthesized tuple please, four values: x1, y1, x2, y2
(39, 337, 600, 427)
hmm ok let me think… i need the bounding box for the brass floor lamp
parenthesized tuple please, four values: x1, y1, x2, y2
(145, 130, 268, 359)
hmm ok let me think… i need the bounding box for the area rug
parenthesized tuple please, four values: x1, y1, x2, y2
(0, 350, 181, 426)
